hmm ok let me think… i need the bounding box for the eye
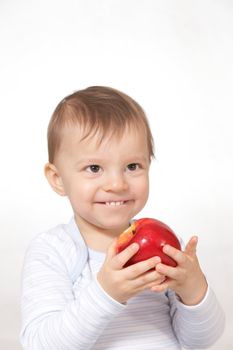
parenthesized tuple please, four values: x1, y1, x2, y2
(127, 163, 140, 171)
(86, 165, 101, 173)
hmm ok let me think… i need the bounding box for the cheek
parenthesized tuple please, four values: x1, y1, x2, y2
(134, 176, 149, 199)
(74, 181, 96, 199)
(64, 176, 96, 201)
(68, 181, 96, 212)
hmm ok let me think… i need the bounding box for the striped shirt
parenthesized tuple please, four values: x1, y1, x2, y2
(20, 217, 225, 349)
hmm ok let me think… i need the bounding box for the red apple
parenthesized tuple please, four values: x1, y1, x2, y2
(116, 218, 181, 267)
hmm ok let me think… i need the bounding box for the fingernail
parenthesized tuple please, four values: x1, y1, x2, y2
(163, 244, 170, 253)
(154, 256, 161, 263)
(131, 243, 139, 250)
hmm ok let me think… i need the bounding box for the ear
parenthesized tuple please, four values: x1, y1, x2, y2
(44, 163, 66, 196)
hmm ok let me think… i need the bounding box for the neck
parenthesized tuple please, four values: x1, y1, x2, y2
(74, 216, 129, 252)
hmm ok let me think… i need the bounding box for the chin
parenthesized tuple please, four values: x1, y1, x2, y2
(99, 219, 130, 233)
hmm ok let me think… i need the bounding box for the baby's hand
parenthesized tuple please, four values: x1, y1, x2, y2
(151, 236, 208, 305)
(97, 239, 165, 304)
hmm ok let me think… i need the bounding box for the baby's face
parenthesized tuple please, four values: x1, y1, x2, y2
(53, 125, 150, 237)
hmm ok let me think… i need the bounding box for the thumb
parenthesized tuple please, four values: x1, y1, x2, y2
(106, 238, 118, 260)
(185, 235, 198, 256)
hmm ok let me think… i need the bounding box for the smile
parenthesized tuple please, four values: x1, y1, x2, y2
(96, 200, 129, 206)
(105, 201, 125, 206)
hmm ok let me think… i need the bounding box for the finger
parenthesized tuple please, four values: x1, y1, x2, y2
(134, 270, 166, 289)
(146, 275, 167, 289)
(150, 279, 172, 293)
(106, 238, 118, 260)
(162, 244, 186, 265)
(185, 236, 198, 256)
(126, 256, 161, 279)
(112, 243, 139, 269)
(156, 262, 178, 280)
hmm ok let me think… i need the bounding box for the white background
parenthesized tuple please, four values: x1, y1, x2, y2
(0, 1, 232, 349)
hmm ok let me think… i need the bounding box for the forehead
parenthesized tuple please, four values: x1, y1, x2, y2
(58, 124, 149, 160)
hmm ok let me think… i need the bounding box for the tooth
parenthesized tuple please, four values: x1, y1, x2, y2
(105, 201, 125, 206)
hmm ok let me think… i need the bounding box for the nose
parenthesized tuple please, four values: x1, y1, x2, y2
(102, 172, 129, 192)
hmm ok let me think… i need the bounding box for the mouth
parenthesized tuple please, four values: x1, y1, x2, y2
(105, 201, 126, 206)
(97, 200, 129, 206)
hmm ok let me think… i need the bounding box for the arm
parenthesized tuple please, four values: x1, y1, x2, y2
(20, 235, 125, 350)
(21, 233, 165, 350)
(167, 286, 225, 349)
(151, 236, 225, 348)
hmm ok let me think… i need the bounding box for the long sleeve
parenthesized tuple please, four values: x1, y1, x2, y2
(167, 286, 225, 349)
(20, 219, 225, 350)
(20, 226, 125, 350)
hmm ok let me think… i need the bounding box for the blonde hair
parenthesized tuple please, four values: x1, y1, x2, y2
(47, 86, 154, 163)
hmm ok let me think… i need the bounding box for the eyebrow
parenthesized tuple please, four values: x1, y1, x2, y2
(75, 155, 149, 166)
(75, 158, 105, 166)
(127, 155, 149, 163)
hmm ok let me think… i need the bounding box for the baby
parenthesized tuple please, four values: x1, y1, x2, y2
(20, 86, 225, 349)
